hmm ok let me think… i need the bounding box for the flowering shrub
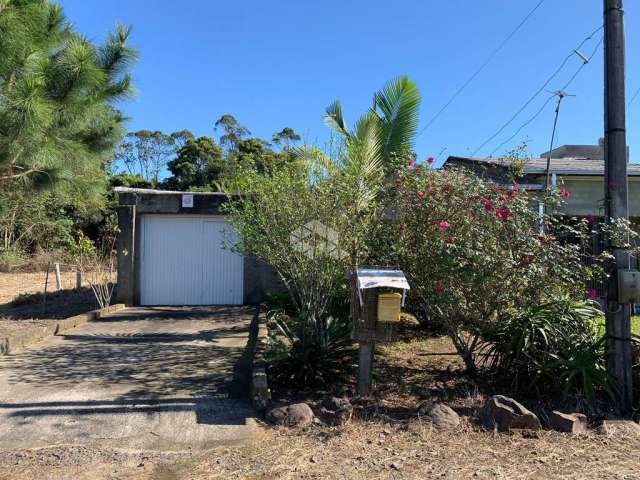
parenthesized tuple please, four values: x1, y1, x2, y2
(391, 164, 597, 372)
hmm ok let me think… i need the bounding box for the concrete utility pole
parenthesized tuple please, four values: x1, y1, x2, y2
(603, 0, 633, 414)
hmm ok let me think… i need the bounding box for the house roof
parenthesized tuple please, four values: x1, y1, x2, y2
(445, 156, 640, 176)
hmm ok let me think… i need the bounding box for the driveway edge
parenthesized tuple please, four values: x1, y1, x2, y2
(0, 303, 125, 356)
(251, 305, 271, 411)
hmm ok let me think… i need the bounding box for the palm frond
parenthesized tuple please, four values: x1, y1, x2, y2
(373, 75, 421, 161)
(324, 100, 351, 139)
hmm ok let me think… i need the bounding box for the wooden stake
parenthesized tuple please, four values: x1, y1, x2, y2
(54, 262, 62, 290)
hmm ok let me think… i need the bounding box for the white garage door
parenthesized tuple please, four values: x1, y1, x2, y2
(140, 215, 243, 305)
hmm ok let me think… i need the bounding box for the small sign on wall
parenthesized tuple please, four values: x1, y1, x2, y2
(182, 194, 194, 208)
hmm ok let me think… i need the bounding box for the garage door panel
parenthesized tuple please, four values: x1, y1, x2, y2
(140, 215, 243, 305)
(202, 221, 243, 305)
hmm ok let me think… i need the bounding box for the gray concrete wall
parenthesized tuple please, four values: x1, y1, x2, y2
(115, 190, 283, 306)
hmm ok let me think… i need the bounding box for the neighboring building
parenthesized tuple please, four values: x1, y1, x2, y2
(115, 187, 283, 306)
(444, 142, 640, 218)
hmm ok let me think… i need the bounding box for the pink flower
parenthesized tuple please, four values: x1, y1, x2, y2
(559, 187, 571, 198)
(585, 214, 594, 225)
(438, 220, 450, 230)
(426, 156, 435, 164)
(442, 171, 449, 177)
(483, 199, 494, 212)
(407, 158, 416, 167)
(587, 288, 598, 299)
(417, 191, 425, 199)
(495, 208, 513, 220)
(432, 282, 444, 294)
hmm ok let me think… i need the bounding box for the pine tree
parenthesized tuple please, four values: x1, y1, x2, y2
(0, 0, 137, 189)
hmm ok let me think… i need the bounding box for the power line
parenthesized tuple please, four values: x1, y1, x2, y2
(487, 35, 603, 157)
(471, 25, 603, 157)
(628, 86, 640, 106)
(417, 0, 547, 136)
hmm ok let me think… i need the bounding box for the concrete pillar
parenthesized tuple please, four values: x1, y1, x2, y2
(116, 205, 136, 305)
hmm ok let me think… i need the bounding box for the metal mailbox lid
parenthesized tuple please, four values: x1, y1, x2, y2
(356, 268, 410, 291)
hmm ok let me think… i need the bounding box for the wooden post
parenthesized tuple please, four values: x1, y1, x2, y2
(357, 288, 378, 396)
(54, 262, 62, 290)
(76, 269, 82, 289)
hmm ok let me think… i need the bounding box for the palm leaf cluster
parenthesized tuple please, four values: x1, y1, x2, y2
(0, 0, 137, 189)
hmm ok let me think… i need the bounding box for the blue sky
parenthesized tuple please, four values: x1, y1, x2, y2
(60, 0, 639, 167)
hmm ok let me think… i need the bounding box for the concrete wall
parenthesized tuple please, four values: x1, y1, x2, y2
(115, 190, 285, 305)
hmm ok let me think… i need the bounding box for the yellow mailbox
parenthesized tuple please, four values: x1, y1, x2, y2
(377, 292, 402, 322)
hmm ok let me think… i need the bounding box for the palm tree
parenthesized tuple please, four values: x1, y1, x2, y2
(324, 75, 421, 172)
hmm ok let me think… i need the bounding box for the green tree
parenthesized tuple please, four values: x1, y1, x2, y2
(114, 130, 185, 186)
(0, 0, 137, 188)
(272, 127, 301, 150)
(214, 114, 250, 151)
(163, 136, 225, 191)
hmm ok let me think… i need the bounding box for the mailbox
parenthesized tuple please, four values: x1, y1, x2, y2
(378, 292, 402, 322)
(618, 269, 640, 304)
(354, 267, 410, 330)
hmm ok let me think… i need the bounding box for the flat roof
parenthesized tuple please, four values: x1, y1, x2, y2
(113, 187, 227, 195)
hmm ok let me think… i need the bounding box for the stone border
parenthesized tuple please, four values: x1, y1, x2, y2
(0, 303, 125, 356)
(251, 306, 271, 411)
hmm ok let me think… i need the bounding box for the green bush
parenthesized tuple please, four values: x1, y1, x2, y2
(391, 162, 597, 373)
(266, 308, 356, 388)
(483, 297, 615, 402)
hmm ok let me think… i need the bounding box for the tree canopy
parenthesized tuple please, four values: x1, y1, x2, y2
(0, 0, 137, 189)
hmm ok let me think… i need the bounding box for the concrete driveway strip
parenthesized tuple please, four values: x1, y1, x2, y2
(0, 306, 260, 452)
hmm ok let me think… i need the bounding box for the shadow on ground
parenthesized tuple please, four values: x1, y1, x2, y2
(0, 306, 258, 429)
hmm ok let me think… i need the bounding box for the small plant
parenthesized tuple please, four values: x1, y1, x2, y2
(267, 309, 356, 388)
(70, 230, 117, 309)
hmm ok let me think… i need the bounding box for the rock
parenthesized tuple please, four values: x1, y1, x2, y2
(549, 411, 588, 434)
(599, 419, 640, 437)
(480, 395, 541, 432)
(266, 403, 315, 427)
(319, 397, 353, 426)
(417, 401, 460, 430)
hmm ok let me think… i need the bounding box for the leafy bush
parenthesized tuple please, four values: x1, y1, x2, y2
(483, 297, 614, 402)
(391, 163, 597, 373)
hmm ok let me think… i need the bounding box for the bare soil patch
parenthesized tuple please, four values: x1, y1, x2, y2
(0, 287, 97, 339)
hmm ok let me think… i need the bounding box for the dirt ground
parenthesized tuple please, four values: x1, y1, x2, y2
(0, 270, 83, 304)
(0, 287, 98, 338)
(1, 333, 638, 479)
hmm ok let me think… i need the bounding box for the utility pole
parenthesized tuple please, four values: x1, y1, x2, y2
(603, 0, 633, 414)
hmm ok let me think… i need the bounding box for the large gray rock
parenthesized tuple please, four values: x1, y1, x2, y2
(549, 411, 588, 434)
(319, 396, 353, 426)
(417, 401, 460, 430)
(480, 395, 541, 432)
(266, 403, 315, 427)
